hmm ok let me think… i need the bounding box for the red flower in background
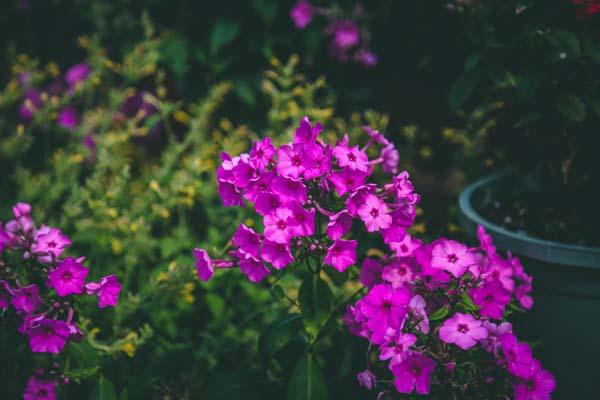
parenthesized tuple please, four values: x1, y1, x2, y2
(573, 0, 600, 18)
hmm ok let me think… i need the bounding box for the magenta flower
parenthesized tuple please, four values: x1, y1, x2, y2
(260, 239, 293, 269)
(57, 107, 80, 130)
(245, 171, 276, 202)
(23, 375, 57, 400)
(290, 0, 315, 29)
(326, 210, 353, 240)
(27, 319, 70, 353)
(357, 194, 392, 232)
(233, 224, 262, 258)
(500, 333, 534, 379)
(477, 225, 496, 256)
(324, 239, 357, 272)
(254, 191, 282, 216)
(389, 234, 422, 257)
(277, 144, 307, 179)
(293, 116, 322, 145)
(238, 253, 270, 283)
(263, 207, 298, 244)
(328, 20, 361, 50)
(430, 239, 476, 278)
(194, 248, 213, 281)
(356, 369, 377, 391)
(480, 321, 512, 354)
(271, 176, 308, 203)
(379, 330, 417, 367)
(408, 295, 430, 334)
(218, 180, 243, 207)
(302, 143, 331, 179)
(360, 284, 410, 334)
(250, 137, 275, 170)
(232, 160, 257, 188)
(333, 135, 369, 172)
(11, 284, 42, 313)
(328, 167, 368, 196)
(65, 63, 91, 87)
(48, 257, 89, 297)
(32, 227, 72, 263)
(355, 49, 379, 68)
(381, 258, 415, 289)
(514, 359, 556, 400)
(439, 312, 488, 350)
(471, 280, 510, 320)
(85, 274, 122, 308)
(359, 258, 383, 289)
(287, 201, 315, 237)
(391, 352, 436, 395)
(380, 143, 399, 174)
(19, 89, 43, 121)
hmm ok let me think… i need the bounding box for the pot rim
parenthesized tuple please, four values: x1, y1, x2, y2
(458, 173, 600, 268)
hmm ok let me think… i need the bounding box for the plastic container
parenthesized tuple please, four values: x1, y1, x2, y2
(458, 173, 600, 398)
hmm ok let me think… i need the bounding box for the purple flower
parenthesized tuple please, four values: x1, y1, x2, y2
(245, 171, 276, 202)
(355, 49, 379, 67)
(332, 135, 369, 172)
(233, 224, 262, 258)
(471, 280, 510, 320)
(271, 176, 308, 203)
(290, 1, 315, 29)
(408, 295, 430, 334)
(232, 160, 258, 188)
(477, 225, 496, 256)
(381, 258, 415, 289)
(360, 258, 383, 288)
(357, 194, 392, 232)
(194, 248, 213, 281)
(328, 20, 361, 51)
(32, 227, 72, 263)
(260, 239, 293, 269)
(357, 369, 377, 391)
(19, 89, 43, 121)
(65, 63, 91, 87)
(277, 144, 307, 179)
(47, 257, 89, 297)
(85, 274, 122, 308)
(27, 319, 70, 353)
(380, 143, 399, 174)
(360, 284, 410, 334)
(326, 210, 353, 240)
(500, 333, 534, 379)
(238, 253, 270, 283)
(254, 191, 282, 216)
(439, 312, 488, 350)
(389, 234, 422, 257)
(293, 116, 322, 145)
(480, 321, 512, 354)
(263, 207, 298, 244)
(11, 284, 42, 313)
(430, 239, 476, 278)
(514, 359, 556, 400)
(391, 352, 436, 395)
(250, 137, 275, 170)
(287, 201, 315, 237)
(218, 180, 243, 207)
(324, 239, 357, 272)
(23, 375, 57, 400)
(379, 330, 417, 367)
(328, 167, 368, 196)
(57, 107, 80, 130)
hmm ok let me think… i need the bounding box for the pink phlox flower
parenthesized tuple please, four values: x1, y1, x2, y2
(11, 284, 42, 313)
(271, 175, 308, 203)
(293, 116, 322, 145)
(32, 226, 72, 263)
(328, 167, 369, 196)
(65, 63, 91, 87)
(24, 375, 57, 400)
(360, 284, 410, 335)
(327, 20, 361, 51)
(324, 239, 357, 272)
(477, 225, 497, 256)
(343, 304, 370, 339)
(27, 319, 70, 353)
(277, 144, 307, 179)
(232, 159, 258, 188)
(480, 321, 512, 355)
(380, 143, 399, 174)
(389, 234, 422, 257)
(85, 274, 122, 308)
(431, 239, 476, 278)
(233, 224, 262, 258)
(357, 194, 392, 232)
(408, 295, 430, 334)
(439, 312, 488, 350)
(360, 258, 383, 289)
(57, 107, 80, 130)
(326, 210, 353, 240)
(481, 254, 515, 291)
(382, 258, 415, 289)
(391, 352, 436, 395)
(345, 184, 377, 216)
(500, 333, 534, 379)
(238, 252, 270, 283)
(194, 248, 213, 281)
(471, 280, 511, 320)
(513, 359, 556, 400)
(287, 201, 315, 237)
(263, 207, 298, 244)
(250, 137, 275, 170)
(379, 329, 417, 367)
(47, 257, 89, 297)
(260, 239, 293, 270)
(302, 142, 332, 179)
(333, 134, 369, 172)
(290, 1, 315, 29)
(356, 369, 377, 391)
(244, 170, 276, 202)
(254, 191, 282, 216)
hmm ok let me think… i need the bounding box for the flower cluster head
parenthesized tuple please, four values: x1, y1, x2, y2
(344, 226, 554, 398)
(289, 1, 378, 67)
(1, 203, 121, 398)
(573, 0, 600, 18)
(195, 116, 405, 283)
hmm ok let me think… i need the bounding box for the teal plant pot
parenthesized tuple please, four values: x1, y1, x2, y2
(458, 173, 600, 399)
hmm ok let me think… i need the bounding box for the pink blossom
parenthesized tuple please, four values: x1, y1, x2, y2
(500, 333, 534, 379)
(254, 191, 282, 216)
(513, 359, 556, 400)
(85, 274, 121, 308)
(27, 319, 70, 353)
(408, 295, 430, 334)
(328, 20, 361, 50)
(302, 143, 332, 179)
(480, 321, 512, 354)
(260, 239, 293, 270)
(277, 144, 307, 178)
(471, 280, 510, 320)
(380, 143, 399, 174)
(23, 375, 57, 400)
(333, 135, 369, 172)
(271, 176, 308, 203)
(360, 284, 410, 334)
(244, 171, 276, 202)
(391, 352, 436, 395)
(379, 330, 417, 367)
(65, 63, 91, 87)
(48, 257, 89, 297)
(324, 239, 357, 272)
(287, 201, 315, 237)
(357, 194, 392, 232)
(57, 107, 80, 130)
(326, 210, 353, 240)
(477, 225, 496, 256)
(389, 234, 422, 257)
(194, 248, 213, 281)
(250, 137, 275, 170)
(356, 369, 377, 390)
(232, 160, 257, 188)
(238, 253, 270, 283)
(328, 167, 368, 196)
(431, 239, 476, 278)
(290, 1, 315, 29)
(293, 116, 322, 145)
(382, 258, 415, 289)
(11, 284, 42, 313)
(359, 258, 383, 288)
(218, 180, 243, 207)
(32, 227, 72, 263)
(233, 224, 262, 258)
(439, 312, 488, 350)
(263, 207, 298, 244)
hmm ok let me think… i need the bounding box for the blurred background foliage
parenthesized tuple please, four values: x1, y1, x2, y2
(1, 0, 596, 398)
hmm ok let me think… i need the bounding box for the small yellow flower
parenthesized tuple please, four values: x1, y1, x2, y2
(111, 239, 123, 255)
(120, 342, 136, 357)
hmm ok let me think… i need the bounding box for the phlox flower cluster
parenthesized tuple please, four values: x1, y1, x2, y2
(345, 226, 554, 398)
(194, 116, 404, 283)
(289, 1, 379, 67)
(1, 203, 121, 400)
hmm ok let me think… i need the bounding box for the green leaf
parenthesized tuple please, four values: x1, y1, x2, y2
(298, 275, 333, 340)
(210, 21, 241, 55)
(233, 79, 257, 106)
(287, 354, 328, 400)
(270, 284, 285, 301)
(557, 95, 587, 123)
(206, 293, 225, 319)
(488, 67, 516, 89)
(67, 342, 99, 368)
(428, 306, 450, 322)
(65, 366, 100, 380)
(91, 375, 117, 400)
(253, 0, 278, 25)
(460, 291, 479, 312)
(546, 29, 581, 58)
(582, 37, 600, 63)
(449, 68, 481, 111)
(464, 53, 482, 71)
(160, 36, 189, 77)
(259, 314, 304, 361)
